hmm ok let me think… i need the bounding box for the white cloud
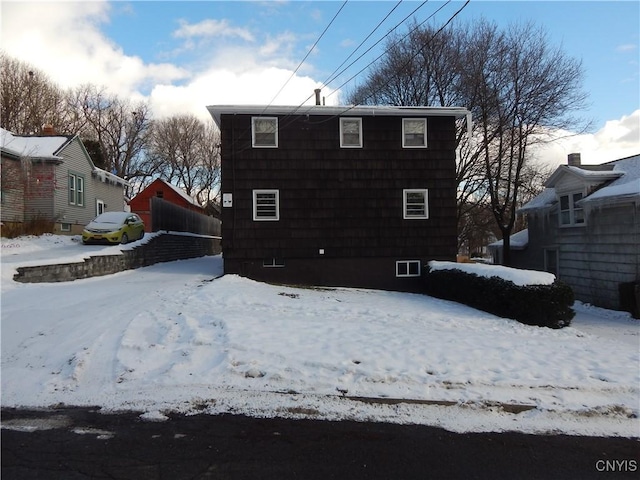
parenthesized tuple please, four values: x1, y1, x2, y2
(532, 110, 640, 167)
(173, 19, 254, 42)
(0, 1, 187, 99)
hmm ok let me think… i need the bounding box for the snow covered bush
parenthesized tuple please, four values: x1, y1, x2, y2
(423, 264, 575, 329)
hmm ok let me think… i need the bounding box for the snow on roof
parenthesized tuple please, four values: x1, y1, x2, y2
(487, 228, 529, 250)
(0, 127, 71, 160)
(581, 155, 640, 204)
(518, 188, 557, 212)
(523, 154, 640, 211)
(158, 179, 201, 207)
(428, 259, 554, 286)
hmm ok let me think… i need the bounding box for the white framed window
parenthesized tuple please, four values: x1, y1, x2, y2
(69, 172, 85, 207)
(263, 258, 285, 268)
(252, 117, 278, 147)
(403, 189, 428, 219)
(253, 189, 280, 221)
(402, 118, 427, 148)
(559, 192, 585, 226)
(60, 223, 71, 232)
(396, 260, 421, 277)
(340, 117, 362, 148)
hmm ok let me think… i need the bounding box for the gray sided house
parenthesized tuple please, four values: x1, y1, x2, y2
(1, 127, 128, 235)
(491, 153, 640, 314)
(208, 104, 470, 292)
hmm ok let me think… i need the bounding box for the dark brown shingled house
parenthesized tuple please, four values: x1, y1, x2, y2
(208, 104, 469, 292)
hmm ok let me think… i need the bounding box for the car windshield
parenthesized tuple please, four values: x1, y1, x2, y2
(93, 212, 129, 224)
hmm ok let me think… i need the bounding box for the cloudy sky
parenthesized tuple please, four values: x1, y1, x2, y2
(1, 0, 638, 165)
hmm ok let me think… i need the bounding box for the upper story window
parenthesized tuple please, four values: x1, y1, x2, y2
(68, 172, 85, 207)
(252, 117, 278, 148)
(253, 189, 280, 221)
(340, 117, 362, 148)
(402, 118, 427, 148)
(403, 189, 429, 219)
(559, 192, 585, 226)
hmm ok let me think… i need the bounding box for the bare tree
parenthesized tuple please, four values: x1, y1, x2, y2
(347, 19, 588, 265)
(0, 52, 68, 135)
(461, 20, 588, 264)
(66, 84, 151, 190)
(146, 114, 221, 206)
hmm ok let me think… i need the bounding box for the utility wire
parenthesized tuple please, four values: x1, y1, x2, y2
(262, 0, 349, 111)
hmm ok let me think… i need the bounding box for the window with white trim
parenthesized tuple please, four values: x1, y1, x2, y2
(402, 118, 427, 148)
(340, 117, 362, 148)
(403, 189, 428, 219)
(68, 172, 84, 207)
(252, 117, 278, 147)
(559, 192, 584, 226)
(253, 189, 279, 221)
(396, 260, 421, 277)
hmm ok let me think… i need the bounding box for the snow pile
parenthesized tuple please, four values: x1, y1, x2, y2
(1, 236, 639, 437)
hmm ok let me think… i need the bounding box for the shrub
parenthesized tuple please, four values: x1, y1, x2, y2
(423, 267, 575, 329)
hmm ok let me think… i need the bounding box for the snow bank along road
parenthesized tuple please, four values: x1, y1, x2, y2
(1, 239, 638, 438)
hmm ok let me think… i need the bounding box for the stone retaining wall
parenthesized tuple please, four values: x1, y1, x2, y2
(13, 233, 222, 283)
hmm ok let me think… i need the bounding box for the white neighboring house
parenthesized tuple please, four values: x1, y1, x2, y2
(1, 127, 128, 235)
(489, 153, 640, 316)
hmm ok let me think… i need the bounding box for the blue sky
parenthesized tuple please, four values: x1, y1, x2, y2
(2, 1, 638, 163)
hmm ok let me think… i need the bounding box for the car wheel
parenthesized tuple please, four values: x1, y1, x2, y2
(139, 230, 144, 240)
(121, 233, 129, 245)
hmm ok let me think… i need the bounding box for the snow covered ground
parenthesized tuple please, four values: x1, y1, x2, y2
(1, 234, 638, 437)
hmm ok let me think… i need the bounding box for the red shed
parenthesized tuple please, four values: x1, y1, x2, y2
(129, 179, 205, 230)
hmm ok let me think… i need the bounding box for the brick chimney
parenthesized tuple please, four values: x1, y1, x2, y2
(567, 153, 581, 166)
(42, 124, 56, 136)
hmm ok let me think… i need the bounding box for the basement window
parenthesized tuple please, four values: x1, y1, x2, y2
(263, 258, 285, 268)
(252, 117, 278, 147)
(396, 260, 421, 277)
(253, 189, 280, 221)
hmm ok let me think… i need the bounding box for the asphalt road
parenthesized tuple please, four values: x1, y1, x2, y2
(2, 407, 638, 480)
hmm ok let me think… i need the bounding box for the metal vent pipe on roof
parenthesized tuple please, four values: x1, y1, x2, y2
(314, 88, 321, 106)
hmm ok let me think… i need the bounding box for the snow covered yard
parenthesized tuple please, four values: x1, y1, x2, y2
(1, 234, 639, 437)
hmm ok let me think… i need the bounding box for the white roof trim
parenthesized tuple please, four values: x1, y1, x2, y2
(207, 104, 470, 128)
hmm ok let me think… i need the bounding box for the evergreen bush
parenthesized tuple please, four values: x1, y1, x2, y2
(423, 267, 575, 328)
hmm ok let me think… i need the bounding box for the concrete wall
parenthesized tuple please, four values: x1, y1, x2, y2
(13, 233, 221, 283)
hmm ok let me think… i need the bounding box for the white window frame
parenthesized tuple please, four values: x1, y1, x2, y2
(340, 117, 363, 148)
(252, 117, 278, 148)
(69, 172, 85, 207)
(60, 223, 71, 232)
(402, 118, 427, 148)
(559, 191, 585, 226)
(253, 189, 280, 221)
(403, 189, 429, 219)
(396, 260, 421, 277)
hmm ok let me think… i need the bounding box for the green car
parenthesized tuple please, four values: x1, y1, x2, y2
(82, 212, 145, 245)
